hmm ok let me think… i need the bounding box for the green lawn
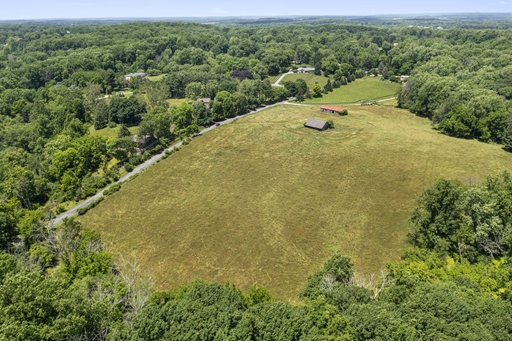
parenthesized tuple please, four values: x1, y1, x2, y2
(281, 73, 329, 88)
(89, 125, 139, 139)
(79, 104, 512, 300)
(305, 77, 401, 104)
(267, 74, 283, 84)
(147, 74, 167, 82)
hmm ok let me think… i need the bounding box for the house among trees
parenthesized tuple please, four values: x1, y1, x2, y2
(125, 72, 147, 81)
(297, 67, 315, 73)
(305, 118, 329, 131)
(198, 98, 211, 109)
(320, 105, 344, 114)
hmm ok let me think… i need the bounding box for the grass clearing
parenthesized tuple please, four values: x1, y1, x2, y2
(89, 125, 139, 139)
(305, 77, 401, 104)
(267, 74, 283, 84)
(147, 74, 167, 82)
(282, 73, 328, 88)
(79, 105, 512, 300)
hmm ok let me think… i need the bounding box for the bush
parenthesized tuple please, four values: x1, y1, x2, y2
(327, 120, 335, 129)
(77, 197, 104, 215)
(103, 183, 121, 196)
(340, 109, 348, 116)
(108, 121, 117, 128)
(124, 163, 134, 172)
(55, 204, 67, 215)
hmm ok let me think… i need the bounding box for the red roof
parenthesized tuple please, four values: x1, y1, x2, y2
(320, 105, 344, 112)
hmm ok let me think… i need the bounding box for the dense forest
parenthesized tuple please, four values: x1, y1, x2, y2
(2, 19, 512, 340)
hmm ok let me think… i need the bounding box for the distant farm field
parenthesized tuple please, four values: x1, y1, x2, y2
(305, 77, 401, 104)
(281, 73, 328, 88)
(79, 105, 512, 300)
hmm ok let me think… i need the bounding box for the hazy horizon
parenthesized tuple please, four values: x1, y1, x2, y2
(2, 0, 511, 21)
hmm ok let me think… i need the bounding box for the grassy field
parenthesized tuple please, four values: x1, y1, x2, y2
(305, 77, 401, 104)
(281, 73, 328, 88)
(89, 125, 139, 139)
(147, 74, 167, 82)
(267, 74, 283, 84)
(79, 105, 512, 300)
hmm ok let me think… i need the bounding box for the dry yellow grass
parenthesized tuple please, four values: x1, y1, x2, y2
(79, 105, 512, 300)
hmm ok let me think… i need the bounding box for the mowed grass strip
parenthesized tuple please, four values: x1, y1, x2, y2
(79, 105, 512, 300)
(305, 77, 401, 104)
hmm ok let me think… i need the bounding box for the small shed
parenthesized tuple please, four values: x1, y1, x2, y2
(305, 118, 329, 131)
(198, 98, 211, 109)
(320, 105, 344, 114)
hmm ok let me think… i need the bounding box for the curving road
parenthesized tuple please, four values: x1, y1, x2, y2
(51, 100, 289, 226)
(272, 71, 294, 87)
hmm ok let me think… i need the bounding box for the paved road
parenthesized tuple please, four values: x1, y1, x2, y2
(51, 100, 289, 226)
(272, 71, 293, 87)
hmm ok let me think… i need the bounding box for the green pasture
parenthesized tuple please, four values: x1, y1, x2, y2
(305, 77, 401, 104)
(79, 104, 512, 300)
(281, 73, 329, 88)
(147, 74, 167, 82)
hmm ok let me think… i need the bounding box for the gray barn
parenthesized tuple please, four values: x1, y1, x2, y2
(305, 118, 329, 131)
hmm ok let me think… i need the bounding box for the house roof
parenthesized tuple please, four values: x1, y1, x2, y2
(298, 67, 315, 71)
(126, 72, 147, 77)
(320, 105, 344, 112)
(305, 118, 328, 130)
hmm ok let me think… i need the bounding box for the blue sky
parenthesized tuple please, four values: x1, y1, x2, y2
(1, 0, 511, 20)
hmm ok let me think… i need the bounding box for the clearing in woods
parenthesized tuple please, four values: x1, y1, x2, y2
(281, 73, 328, 88)
(78, 104, 512, 300)
(305, 77, 401, 104)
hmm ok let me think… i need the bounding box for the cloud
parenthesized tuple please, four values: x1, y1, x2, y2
(499, 1, 509, 4)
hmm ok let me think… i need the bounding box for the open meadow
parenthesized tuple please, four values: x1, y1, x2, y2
(281, 73, 328, 88)
(305, 77, 401, 104)
(79, 104, 512, 300)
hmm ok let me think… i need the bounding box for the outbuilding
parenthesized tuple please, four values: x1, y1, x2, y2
(305, 118, 329, 131)
(320, 105, 344, 114)
(125, 72, 147, 81)
(297, 67, 315, 73)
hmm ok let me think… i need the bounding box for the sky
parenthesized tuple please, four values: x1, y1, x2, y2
(1, 0, 511, 20)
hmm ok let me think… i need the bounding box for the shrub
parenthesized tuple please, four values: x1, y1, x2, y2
(108, 121, 117, 128)
(104, 183, 121, 196)
(55, 204, 66, 215)
(77, 197, 104, 215)
(327, 120, 335, 129)
(124, 163, 134, 172)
